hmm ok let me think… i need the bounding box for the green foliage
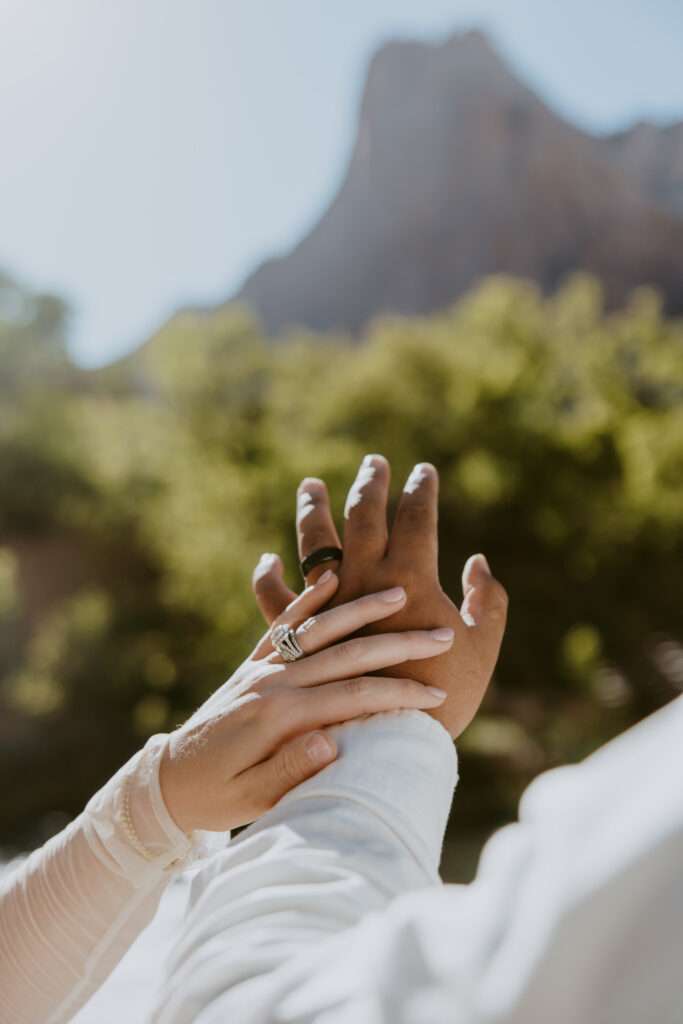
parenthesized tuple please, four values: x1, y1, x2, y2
(0, 271, 681, 875)
(0, 549, 19, 624)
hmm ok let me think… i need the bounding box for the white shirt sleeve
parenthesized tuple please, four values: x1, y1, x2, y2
(151, 709, 458, 1023)
(152, 697, 683, 1024)
(0, 734, 227, 1024)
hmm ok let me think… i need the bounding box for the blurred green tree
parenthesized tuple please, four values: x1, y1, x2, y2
(0, 271, 681, 879)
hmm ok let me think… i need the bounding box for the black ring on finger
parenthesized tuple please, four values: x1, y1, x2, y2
(300, 546, 344, 580)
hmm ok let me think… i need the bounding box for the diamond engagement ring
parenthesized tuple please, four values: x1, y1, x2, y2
(271, 624, 305, 662)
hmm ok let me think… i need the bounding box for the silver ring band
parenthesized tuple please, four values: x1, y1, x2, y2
(271, 624, 305, 662)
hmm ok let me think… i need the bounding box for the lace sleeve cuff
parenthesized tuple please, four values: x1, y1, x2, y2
(82, 734, 228, 889)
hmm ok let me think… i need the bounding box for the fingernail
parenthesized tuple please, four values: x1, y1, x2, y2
(254, 553, 277, 576)
(298, 477, 324, 493)
(305, 733, 334, 765)
(362, 453, 386, 468)
(379, 586, 405, 602)
(430, 628, 454, 642)
(476, 553, 491, 573)
(408, 462, 436, 480)
(315, 569, 334, 586)
(405, 462, 436, 493)
(426, 686, 448, 700)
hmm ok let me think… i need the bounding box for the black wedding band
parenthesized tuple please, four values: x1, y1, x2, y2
(300, 546, 343, 579)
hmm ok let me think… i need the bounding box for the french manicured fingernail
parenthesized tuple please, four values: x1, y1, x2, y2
(379, 586, 405, 602)
(315, 569, 334, 586)
(258, 552, 277, 565)
(426, 686, 448, 700)
(430, 628, 454, 642)
(305, 733, 334, 765)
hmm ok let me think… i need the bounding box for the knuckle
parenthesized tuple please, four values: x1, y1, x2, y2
(400, 500, 432, 529)
(338, 637, 363, 662)
(237, 694, 262, 724)
(251, 688, 275, 716)
(344, 676, 371, 698)
(347, 508, 378, 535)
(274, 745, 303, 789)
(258, 688, 291, 723)
(302, 527, 333, 554)
(400, 677, 422, 699)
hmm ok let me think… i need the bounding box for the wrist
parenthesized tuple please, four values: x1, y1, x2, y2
(158, 733, 196, 836)
(82, 733, 198, 887)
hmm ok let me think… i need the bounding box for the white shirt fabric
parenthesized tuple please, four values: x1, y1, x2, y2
(0, 735, 226, 1024)
(153, 698, 683, 1024)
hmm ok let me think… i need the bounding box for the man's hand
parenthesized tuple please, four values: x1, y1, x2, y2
(252, 456, 508, 738)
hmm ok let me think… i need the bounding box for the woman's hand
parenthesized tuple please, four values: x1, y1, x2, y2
(159, 570, 453, 834)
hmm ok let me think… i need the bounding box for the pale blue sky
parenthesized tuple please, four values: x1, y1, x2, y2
(1, 0, 682, 366)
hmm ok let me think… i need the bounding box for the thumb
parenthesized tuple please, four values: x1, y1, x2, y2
(239, 731, 338, 819)
(460, 553, 508, 667)
(252, 552, 297, 625)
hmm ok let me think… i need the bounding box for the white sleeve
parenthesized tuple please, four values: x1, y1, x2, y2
(151, 709, 458, 1023)
(0, 734, 227, 1024)
(152, 697, 683, 1024)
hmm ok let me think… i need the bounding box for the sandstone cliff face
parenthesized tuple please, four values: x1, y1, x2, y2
(605, 120, 683, 219)
(235, 31, 683, 334)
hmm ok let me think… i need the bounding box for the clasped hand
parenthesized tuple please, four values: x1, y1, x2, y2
(161, 456, 508, 835)
(254, 456, 508, 739)
(160, 571, 452, 833)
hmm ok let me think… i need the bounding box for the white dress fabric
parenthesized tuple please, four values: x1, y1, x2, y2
(152, 699, 683, 1024)
(0, 734, 226, 1024)
(2, 698, 682, 1024)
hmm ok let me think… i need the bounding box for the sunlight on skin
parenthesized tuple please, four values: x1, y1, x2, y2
(344, 461, 382, 517)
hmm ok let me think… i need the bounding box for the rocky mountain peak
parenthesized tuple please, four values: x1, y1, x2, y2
(233, 31, 683, 335)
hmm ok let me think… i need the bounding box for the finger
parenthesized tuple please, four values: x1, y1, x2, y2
(275, 675, 447, 739)
(342, 454, 390, 564)
(387, 462, 439, 573)
(460, 554, 508, 672)
(252, 569, 340, 660)
(252, 553, 297, 625)
(291, 586, 407, 657)
(281, 627, 455, 687)
(233, 730, 338, 820)
(297, 478, 343, 583)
